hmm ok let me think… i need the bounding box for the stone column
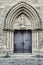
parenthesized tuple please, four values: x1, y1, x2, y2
(36, 31, 39, 55)
(6, 31, 14, 53)
(9, 32, 14, 53)
(6, 32, 10, 52)
(32, 31, 38, 55)
(11, 32, 14, 53)
(37, 32, 38, 49)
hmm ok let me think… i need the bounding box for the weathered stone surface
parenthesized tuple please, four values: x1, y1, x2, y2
(0, 0, 43, 56)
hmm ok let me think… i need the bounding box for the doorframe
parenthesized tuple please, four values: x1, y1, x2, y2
(5, 29, 39, 57)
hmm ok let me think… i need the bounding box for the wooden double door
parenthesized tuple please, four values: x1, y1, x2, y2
(14, 30, 32, 53)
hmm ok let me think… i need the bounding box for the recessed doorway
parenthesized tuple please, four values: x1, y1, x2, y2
(14, 30, 32, 53)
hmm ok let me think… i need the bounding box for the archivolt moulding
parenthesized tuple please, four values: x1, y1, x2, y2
(4, 1, 42, 31)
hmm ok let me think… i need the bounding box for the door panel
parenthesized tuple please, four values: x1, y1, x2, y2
(23, 31, 32, 53)
(14, 30, 32, 53)
(14, 31, 24, 53)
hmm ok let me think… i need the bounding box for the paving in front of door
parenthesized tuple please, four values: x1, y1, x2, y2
(0, 57, 43, 65)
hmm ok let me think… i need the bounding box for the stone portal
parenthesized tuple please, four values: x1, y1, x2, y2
(3, 2, 41, 55)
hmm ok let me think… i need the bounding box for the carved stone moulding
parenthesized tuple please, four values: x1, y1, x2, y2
(4, 1, 42, 31)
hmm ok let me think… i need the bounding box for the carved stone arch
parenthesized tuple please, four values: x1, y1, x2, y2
(4, 1, 41, 30)
(3, 1, 42, 54)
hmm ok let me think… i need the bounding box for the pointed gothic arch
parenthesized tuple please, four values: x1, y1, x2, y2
(4, 1, 41, 31)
